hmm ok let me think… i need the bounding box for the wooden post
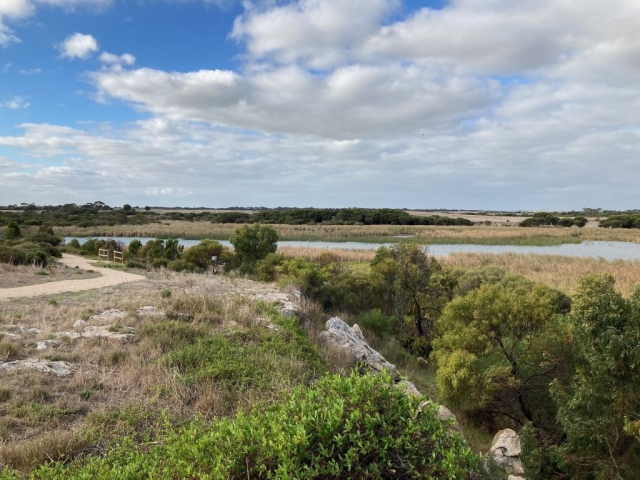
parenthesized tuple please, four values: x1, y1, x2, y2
(98, 249, 108, 262)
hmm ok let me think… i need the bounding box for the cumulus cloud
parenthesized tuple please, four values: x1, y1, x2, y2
(59, 32, 98, 59)
(4, 0, 640, 208)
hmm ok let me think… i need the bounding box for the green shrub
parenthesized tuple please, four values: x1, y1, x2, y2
(160, 288, 171, 299)
(152, 258, 168, 269)
(230, 224, 278, 273)
(352, 309, 395, 338)
(167, 259, 190, 272)
(67, 238, 81, 249)
(5, 221, 21, 240)
(182, 239, 232, 271)
(30, 372, 479, 478)
(128, 239, 142, 256)
(126, 261, 146, 269)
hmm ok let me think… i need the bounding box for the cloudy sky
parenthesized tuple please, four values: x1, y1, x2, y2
(0, 0, 638, 210)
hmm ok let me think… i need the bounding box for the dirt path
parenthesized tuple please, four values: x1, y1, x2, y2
(0, 254, 145, 301)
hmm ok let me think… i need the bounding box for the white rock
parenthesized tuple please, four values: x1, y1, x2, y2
(36, 340, 60, 351)
(0, 332, 22, 340)
(318, 317, 399, 380)
(53, 325, 138, 343)
(89, 309, 127, 322)
(18, 326, 41, 334)
(73, 320, 87, 329)
(280, 301, 298, 318)
(485, 429, 525, 475)
(136, 306, 165, 318)
(508, 476, 526, 480)
(0, 359, 75, 377)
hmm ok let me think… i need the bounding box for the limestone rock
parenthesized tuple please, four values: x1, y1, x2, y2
(53, 325, 138, 343)
(352, 324, 365, 341)
(318, 317, 399, 380)
(0, 359, 75, 377)
(36, 340, 60, 351)
(508, 476, 526, 480)
(416, 400, 463, 434)
(89, 309, 127, 322)
(485, 429, 525, 476)
(73, 320, 87, 329)
(136, 306, 165, 318)
(18, 326, 41, 334)
(398, 380, 421, 397)
(280, 301, 298, 318)
(0, 332, 22, 340)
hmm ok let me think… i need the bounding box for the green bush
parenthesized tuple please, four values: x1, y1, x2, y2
(182, 239, 232, 271)
(30, 372, 479, 479)
(128, 239, 142, 256)
(152, 258, 168, 269)
(230, 224, 278, 273)
(167, 259, 190, 272)
(126, 261, 146, 269)
(5, 221, 21, 240)
(67, 238, 81, 249)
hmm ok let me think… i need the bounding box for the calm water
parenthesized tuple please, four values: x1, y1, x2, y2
(64, 237, 640, 261)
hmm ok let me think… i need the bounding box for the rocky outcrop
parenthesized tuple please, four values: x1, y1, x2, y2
(89, 309, 128, 322)
(318, 317, 399, 380)
(53, 325, 138, 343)
(36, 340, 60, 351)
(136, 306, 165, 318)
(0, 359, 76, 377)
(484, 429, 525, 476)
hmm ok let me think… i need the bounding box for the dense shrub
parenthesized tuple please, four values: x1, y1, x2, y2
(520, 213, 586, 227)
(182, 239, 233, 271)
(599, 214, 640, 229)
(30, 372, 479, 479)
(230, 224, 278, 273)
(0, 242, 51, 266)
(5, 221, 21, 240)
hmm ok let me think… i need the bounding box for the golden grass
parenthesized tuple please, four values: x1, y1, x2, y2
(277, 246, 377, 263)
(440, 252, 640, 296)
(48, 221, 640, 245)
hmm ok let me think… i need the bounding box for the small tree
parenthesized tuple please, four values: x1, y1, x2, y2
(230, 224, 278, 273)
(5, 221, 21, 240)
(128, 239, 142, 256)
(123, 204, 132, 211)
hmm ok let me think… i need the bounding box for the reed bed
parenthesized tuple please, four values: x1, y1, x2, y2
(277, 246, 377, 263)
(440, 252, 640, 296)
(49, 221, 640, 245)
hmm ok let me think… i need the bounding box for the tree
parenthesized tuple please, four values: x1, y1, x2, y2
(370, 243, 450, 338)
(433, 279, 572, 432)
(123, 204, 132, 211)
(128, 239, 142, 256)
(164, 238, 182, 261)
(550, 274, 640, 478)
(144, 206, 151, 211)
(230, 224, 278, 273)
(5, 221, 21, 240)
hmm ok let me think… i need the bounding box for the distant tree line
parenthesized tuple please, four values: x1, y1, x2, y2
(519, 212, 588, 227)
(598, 214, 640, 229)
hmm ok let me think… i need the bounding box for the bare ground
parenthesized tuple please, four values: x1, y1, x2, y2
(0, 263, 101, 290)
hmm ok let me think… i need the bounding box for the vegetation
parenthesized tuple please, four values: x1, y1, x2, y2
(519, 212, 587, 227)
(599, 214, 640, 229)
(0, 225, 62, 267)
(230, 224, 279, 273)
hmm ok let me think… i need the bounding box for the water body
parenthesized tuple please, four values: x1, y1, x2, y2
(64, 237, 640, 261)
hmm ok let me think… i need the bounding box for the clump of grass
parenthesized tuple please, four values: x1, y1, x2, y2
(0, 388, 12, 402)
(161, 288, 171, 298)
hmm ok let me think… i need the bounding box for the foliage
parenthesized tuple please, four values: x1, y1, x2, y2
(0, 242, 53, 266)
(433, 278, 573, 434)
(371, 243, 452, 338)
(549, 274, 640, 479)
(128, 239, 142, 256)
(519, 213, 587, 227)
(599, 214, 640, 229)
(28, 372, 479, 479)
(5, 221, 21, 240)
(351, 309, 396, 338)
(181, 239, 232, 271)
(230, 224, 278, 273)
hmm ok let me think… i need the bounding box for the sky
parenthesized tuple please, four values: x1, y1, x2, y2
(0, 0, 638, 210)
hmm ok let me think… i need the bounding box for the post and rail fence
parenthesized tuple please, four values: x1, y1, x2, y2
(98, 248, 124, 264)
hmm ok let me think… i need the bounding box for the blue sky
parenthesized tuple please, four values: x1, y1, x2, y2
(1, 0, 639, 209)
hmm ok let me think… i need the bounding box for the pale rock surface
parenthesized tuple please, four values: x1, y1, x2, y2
(0, 332, 22, 340)
(18, 326, 41, 334)
(73, 320, 87, 329)
(485, 429, 525, 475)
(318, 317, 399, 380)
(36, 340, 60, 351)
(89, 309, 127, 322)
(508, 476, 526, 480)
(136, 306, 165, 318)
(53, 325, 138, 343)
(0, 359, 75, 377)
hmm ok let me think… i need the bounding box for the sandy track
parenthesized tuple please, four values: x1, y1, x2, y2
(0, 254, 145, 301)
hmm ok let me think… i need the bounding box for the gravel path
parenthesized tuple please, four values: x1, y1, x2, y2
(0, 254, 145, 301)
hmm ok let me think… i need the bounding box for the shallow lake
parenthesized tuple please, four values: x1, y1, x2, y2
(64, 237, 640, 261)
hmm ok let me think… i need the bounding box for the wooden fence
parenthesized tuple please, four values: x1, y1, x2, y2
(98, 249, 124, 264)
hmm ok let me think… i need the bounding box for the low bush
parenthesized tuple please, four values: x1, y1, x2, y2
(29, 372, 479, 479)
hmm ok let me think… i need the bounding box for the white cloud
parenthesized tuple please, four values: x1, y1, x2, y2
(1, 96, 30, 109)
(19, 67, 41, 75)
(59, 32, 98, 59)
(2, 63, 12, 73)
(99, 51, 136, 68)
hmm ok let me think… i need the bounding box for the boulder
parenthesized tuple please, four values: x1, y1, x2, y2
(73, 320, 87, 329)
(0, 359, 75, 377)
(484, 429, 525, 476)
(318, 317, 399, 380)
(416, 400, 463, 435)
(18, 326, 41, 334)
(508, 476, 526, 480)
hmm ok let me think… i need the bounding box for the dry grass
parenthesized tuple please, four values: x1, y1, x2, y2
(48, 221, 640, 245)
(0, 268, 297, 471)
(440, 252, 640, 296)
(277, 246, 377, 263)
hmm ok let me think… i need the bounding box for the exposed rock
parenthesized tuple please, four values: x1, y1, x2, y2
(136, 306, 165, 318)
(36, 340, 60, 351)
(398, 379, 420, 397)
(252, 292, 290, 303)
(253, 317, 279, 331)
(318, 317, 399, 380)
(53, 325, 138, 343)
(280, 301, 298, 318)
(89, 309, 127, 322)
(352, 324, 365, 341)
(73, 320, 87, 329)
(508, 476, 526, 480)
(484, 429, 525, 476)
(18, 326, 41, 334)
(0, 332, 22, 340)
(416, 400, 463, 434)
(0, 359, 75, 377)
